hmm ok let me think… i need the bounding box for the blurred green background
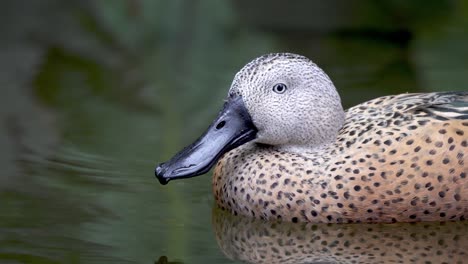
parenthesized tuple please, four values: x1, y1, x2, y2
(1, 0, 467, 263)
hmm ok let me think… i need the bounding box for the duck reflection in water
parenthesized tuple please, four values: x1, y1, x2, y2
(212, 208, 468, 264)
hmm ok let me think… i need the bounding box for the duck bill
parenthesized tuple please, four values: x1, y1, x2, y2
(155, 95, 257, 185)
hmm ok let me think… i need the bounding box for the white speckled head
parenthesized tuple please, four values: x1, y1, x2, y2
(229, 53, 345, 151)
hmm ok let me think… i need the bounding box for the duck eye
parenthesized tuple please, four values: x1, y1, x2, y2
(272, 83, 287, 94)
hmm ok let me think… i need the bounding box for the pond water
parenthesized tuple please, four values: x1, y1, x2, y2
(1, 1, 467, 263)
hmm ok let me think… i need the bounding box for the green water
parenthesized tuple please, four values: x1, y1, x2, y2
(1, 1, 467, 263)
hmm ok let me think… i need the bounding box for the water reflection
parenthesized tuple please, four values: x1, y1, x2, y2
(155, 256, 184, 264)
(212, 208, 468, 264)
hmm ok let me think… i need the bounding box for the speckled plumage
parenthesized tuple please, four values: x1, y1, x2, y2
(213, 53, 468, 223)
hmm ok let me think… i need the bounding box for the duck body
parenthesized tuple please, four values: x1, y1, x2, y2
(156, 53, 468, 223)
(213, 92, 468, 223)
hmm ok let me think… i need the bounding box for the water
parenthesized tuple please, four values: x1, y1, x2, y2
(213, 209, 468, 263)
(1, 1, 467, 263)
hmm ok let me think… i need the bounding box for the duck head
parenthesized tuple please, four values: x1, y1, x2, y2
(155, 53, 345, 184)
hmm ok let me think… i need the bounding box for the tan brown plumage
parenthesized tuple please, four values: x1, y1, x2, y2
(155, 53, 468, 223)
(213, 92, 468, 223)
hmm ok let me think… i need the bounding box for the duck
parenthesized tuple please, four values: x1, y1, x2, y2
(155, 53, 468, 223)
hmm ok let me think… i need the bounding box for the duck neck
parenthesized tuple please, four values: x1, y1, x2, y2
(280, 108, 345, 154)
(277, 137, 335, 155)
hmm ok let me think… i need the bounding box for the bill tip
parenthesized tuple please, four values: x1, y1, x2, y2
(155, 164, 170, 185)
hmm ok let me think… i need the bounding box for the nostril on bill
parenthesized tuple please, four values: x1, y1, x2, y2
(216, 120, 226, 129)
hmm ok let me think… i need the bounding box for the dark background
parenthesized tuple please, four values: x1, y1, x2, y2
(1, 1, 467, 263)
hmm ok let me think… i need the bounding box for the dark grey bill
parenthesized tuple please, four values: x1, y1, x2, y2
(155, 94, 257, 185)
